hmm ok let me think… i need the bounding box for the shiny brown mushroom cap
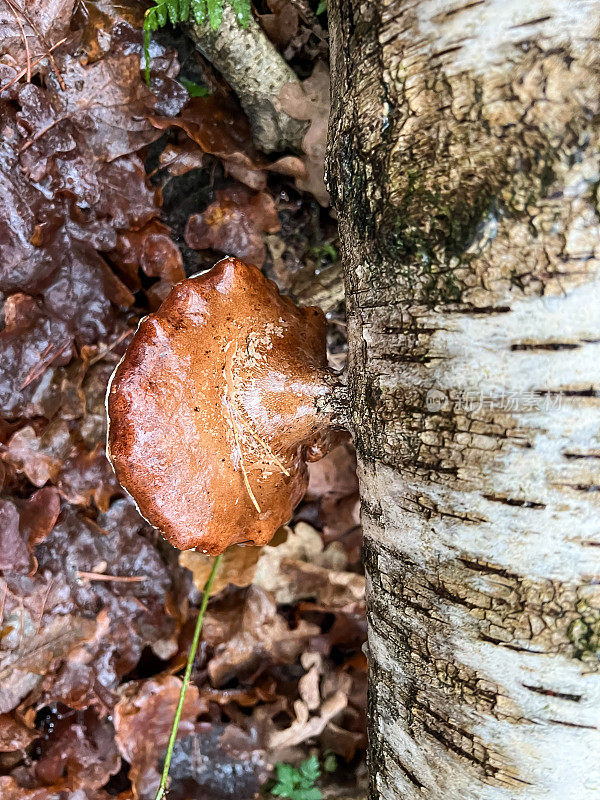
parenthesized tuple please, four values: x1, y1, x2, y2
(106, 257, 338, 554)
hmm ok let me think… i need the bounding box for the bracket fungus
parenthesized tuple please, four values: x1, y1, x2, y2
(106, 257, 346, 555)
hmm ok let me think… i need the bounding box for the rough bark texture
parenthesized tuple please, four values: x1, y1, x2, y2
(327, 1, 600, 797)
(189, 4, 307, 152)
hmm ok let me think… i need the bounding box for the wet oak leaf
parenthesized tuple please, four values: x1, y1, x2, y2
(40, 239, 134, 343)
(305, 440, 361, 562)
(158, 140, 205, 177)
(16, 83, 98, 207)
(256, 556, 365, 609)
(0, 487, 61, 573)
(44, 50, 183, 162)
(0, 712, 37, 752)
(37, 661, 104, 714)
(204, 586, 319, 687)
(0, 235, 132, 418)
(140, 232, 185, 283)
(0, 0, 74, 78)
(151, 95, 268, 190)
(110, 219, 184, 287)
(266, 689, 347, 750)
(151, 95, 305, 191)
(20, 0, 74, 40)
(4, 422, 72, 487)
(0, 778, 119, 800)
(185, 186, 280, 267)
(114, 675, 206, 800)
(179, 543, 263, 597)
(90, 156, 160, 239)
(73, 0, 145, 62)
(56, 443, 122, 512)
(34, 708, 120, 790)
(18, 487, 61, 549)
(0, 126, 61, 294)
(0, 308, 73, 420)
(34, 501, 178, 688)
(259, 1, 299, 48)
(0, 498, 29, 572)
(319, 721, 366, 762)
(248, 522, 362, 607)
(303, 601, 367, 657)
(0, 107, 137, 387)
(0, 613, 97, 714)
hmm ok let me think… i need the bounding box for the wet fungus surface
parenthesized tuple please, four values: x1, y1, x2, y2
(107, 257, 341, 554)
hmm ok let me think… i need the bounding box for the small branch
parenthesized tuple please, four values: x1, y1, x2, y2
(13, 0, 65, 89)
(188, 4, 307, 153)
(154, 554, 223, 800)
(4, 0, 31, 82)
(3, 0, 65, 89)
(20, 340, 71, 389)
(0, 37, 66, 94)
(77, 571, 148, 583)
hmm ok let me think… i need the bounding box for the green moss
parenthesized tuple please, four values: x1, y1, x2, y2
(568, 603, 600, 662)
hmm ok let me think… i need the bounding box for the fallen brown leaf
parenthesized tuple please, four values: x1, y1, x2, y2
(114, 675, 206, 799)
(277, 61, 330, 205)
(0, 712, 37, 751)
(185, 185, 280, 267)
(179, 544, 262, 597)
(267, 689, 347, 749)
(0, 613, 97, 714)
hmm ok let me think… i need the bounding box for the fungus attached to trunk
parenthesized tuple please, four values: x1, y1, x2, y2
(106, 257, 345, 555)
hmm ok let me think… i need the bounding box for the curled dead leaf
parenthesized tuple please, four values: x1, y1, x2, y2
(267, 689, 347, 749)
(277, 61, 330, 205)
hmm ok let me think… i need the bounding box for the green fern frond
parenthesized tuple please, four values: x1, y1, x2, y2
(193, 0, 208, 25)
(179, 0, 191, 21)
(207, 0, 224, 30)
(270, 757, 323, 800)
(166, 0, 180, 24)
(143, 0, 252, 86)
(155, 2, 168, 26)
(230, 0, 251, 26)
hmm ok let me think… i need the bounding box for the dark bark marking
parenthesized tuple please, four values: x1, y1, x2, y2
(482, 493, 546, 509)
(434, 1, 486, 21)
(509, 15, 553, 28)
(510, 342, 581, 351)
(522, 683, 582, 702)
(547, 719, 598, 730)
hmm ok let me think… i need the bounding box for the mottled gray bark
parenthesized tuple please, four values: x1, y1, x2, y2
(189, 4, 307, 152)
(327, 1, 600, 798)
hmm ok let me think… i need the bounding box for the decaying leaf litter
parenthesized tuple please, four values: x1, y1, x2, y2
(0, 1, 365, 798)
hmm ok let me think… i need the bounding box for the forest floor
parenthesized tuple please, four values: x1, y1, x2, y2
(0, 2, 366, 798)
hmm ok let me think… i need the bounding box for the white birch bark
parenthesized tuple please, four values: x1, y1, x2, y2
(327, 1, 600, 797)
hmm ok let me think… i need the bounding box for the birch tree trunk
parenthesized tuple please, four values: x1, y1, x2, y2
(327, 1, 600, 797)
